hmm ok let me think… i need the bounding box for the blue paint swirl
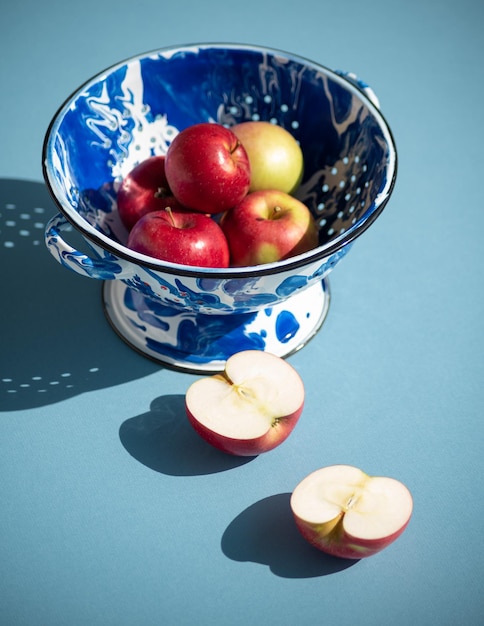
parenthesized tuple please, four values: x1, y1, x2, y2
(276, 310, 300, 343)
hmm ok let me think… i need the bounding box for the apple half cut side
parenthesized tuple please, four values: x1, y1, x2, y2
(185, 350, 305, 456)
(290, 465, 413, 559)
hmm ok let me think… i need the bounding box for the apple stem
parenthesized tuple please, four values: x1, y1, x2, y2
(155, 186, 172, 199)
(272, 206, 282, 219)
(230, 140, 241, 155)
(164, 206, 176, 227)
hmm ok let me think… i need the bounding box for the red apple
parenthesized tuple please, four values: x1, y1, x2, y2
(231, 121, 304, 194)
(185, 350, 305, 456)
(164, 123, 251, 214)
(117, 155, 184, 230)
(127, 208, 230, 268)
(220, 189, 319, 266)
(290, 465, 413, 559)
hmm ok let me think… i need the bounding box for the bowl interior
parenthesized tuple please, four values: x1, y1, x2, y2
(44, 44, 396, 265)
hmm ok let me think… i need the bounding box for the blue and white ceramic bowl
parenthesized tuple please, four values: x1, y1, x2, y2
(43, 43, 397, 372)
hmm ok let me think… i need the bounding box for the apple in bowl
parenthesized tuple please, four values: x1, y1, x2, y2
(185, 350, 305, 456)
(127, 207, 230, 267)
(164, 122, 251, 215)
(290, 464, 413, 559)
(231, 121, 304, 194)
(117, 155, 182, 231)
(220, 189, 319, 266)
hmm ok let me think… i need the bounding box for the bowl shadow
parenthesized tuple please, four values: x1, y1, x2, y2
(221, 493, 359, 578)
(0, 178, 160, 412)
(119, 394, 255, 476)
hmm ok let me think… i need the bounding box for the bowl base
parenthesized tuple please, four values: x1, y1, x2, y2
(102, 278, 330, 373)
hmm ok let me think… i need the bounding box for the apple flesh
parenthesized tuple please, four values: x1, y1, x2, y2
(231, 121, 304, 194)
(164, 123, 251, 214)
(117, 155, 183, 230)
(290, 465, 413, 559)
(220, 189, 319, 266)
(185, 350, 305, 456)
(127, 208, 230, 267)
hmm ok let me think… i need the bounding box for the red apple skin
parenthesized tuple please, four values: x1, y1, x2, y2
(127, 209, 230, 268)
(185, 397, 303, 456)
(220, 189, 319, 266)
(291, 513, 412, 560)
(117, 155, 184, 230)
(164, 123, 251, 215)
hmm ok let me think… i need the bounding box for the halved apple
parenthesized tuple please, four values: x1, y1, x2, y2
(290, 465, 413, 559)
(185, 350, 305, 456)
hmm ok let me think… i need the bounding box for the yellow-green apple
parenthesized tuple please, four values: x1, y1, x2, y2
(117, 155, 184, 230)
(220, 189, 319, 266)
(127, 208, 230, 267)
(164, 123, 251, 214)
(290, 465, 413, 559)
(185, 350, 305, 456)
(231, 121, 304, 194)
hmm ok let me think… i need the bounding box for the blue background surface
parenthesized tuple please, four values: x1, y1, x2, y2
(1, 1, 483, 624)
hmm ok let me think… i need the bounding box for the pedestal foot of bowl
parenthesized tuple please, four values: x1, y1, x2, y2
(102, 278, 330, 373)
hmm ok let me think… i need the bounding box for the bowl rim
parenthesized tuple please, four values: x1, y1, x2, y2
(42, 41, 398, 279)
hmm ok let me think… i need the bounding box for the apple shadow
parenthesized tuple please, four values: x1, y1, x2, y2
(118, 394, 255, 476)
(221, 493, 359, 578)
(0, 178, 161, 412)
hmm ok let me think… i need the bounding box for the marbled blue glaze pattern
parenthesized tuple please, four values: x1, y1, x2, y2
(43, 44, 397, 369)
(102, 279, 330, 370)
